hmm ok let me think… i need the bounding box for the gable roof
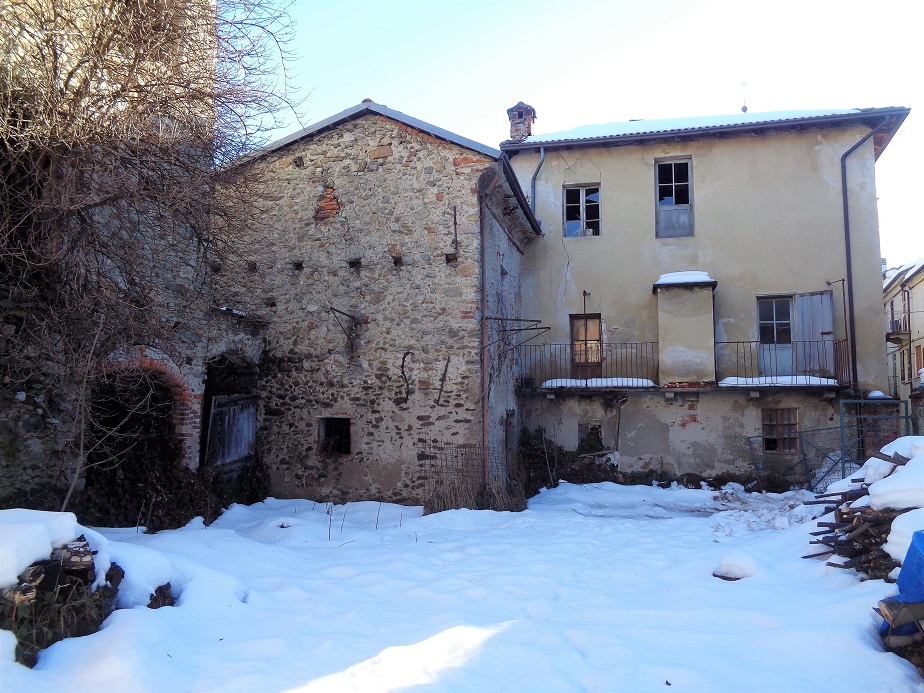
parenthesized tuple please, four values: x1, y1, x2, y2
(501, 107, 910, 160)
(251, 99, 501, 161)
(884, 258, 924, 292)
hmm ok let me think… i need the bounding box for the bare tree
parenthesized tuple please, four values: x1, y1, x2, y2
(0, 0, 297, 508)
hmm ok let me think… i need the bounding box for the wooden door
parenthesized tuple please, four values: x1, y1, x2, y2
(571, 314, 602, 379)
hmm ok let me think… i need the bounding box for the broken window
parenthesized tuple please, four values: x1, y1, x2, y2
(578, 420, 604, 454)
(564, 186, 601, 237)
(761, 408, 799, 453)
(655, 159, 693, 238)
(320, 417, 351, 455)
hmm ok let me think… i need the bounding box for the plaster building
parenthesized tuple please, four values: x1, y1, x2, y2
(885, 260, 924, 402)
(502, 104, 910, 483)
(220, 100, 539, 504)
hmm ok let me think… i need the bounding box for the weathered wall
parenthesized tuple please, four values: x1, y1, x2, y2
(228, 114, 502, 503)
(508, 125, 888, 391)
(480, 179, 527, 477)
(519, 390, 841, 478)
(655, 285, 716, 385)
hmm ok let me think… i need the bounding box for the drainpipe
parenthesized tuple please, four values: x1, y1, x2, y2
(530, 147, 545, 214)
(840, 116, 890, 395)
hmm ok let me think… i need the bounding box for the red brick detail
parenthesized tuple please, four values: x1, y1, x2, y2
(314, 187, 342, 221)
(393, 121, 445, 146)
(100, 351, 201, 470)
(459, 300, 479, 320)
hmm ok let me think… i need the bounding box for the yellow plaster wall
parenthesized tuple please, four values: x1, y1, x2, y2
(510, 125, 887, 390)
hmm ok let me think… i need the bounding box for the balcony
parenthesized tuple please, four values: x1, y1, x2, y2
(517, 340, 851, 392)
(715, 340, 850, 388)
(885, 313, 910, 345)
(517, 343, 658, 391)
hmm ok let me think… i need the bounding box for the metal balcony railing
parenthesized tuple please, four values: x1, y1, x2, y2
(714, 339, 850, 386)
(517, 343, 658, 388)
(885, 315, 909, 334)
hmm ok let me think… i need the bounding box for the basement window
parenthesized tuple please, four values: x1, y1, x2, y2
(320, 417, 351, 455)
(347, 259, 362, 270)
(761, 408, 798, 453)
(578, 420, 604, 454)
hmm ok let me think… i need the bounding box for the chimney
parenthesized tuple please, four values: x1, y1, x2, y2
(507, 102, 536, 142)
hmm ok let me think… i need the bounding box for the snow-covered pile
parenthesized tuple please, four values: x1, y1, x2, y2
(827, 436, 924, 561)
(2, 475, 924, 690)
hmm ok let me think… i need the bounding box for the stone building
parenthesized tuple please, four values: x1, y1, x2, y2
(221, 100, 540, 503)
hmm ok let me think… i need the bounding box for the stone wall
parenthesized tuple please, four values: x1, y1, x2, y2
(227, 114, 505, 503)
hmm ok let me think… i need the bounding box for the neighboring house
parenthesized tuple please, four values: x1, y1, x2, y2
(501, 104, 909, 481)
(221, 100, 540, 503)
(884, 259, 924, 400)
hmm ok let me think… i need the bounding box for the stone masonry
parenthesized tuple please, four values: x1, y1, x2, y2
(222, 109, 535, 503)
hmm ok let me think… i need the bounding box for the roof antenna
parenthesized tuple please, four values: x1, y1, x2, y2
(740, 82, 748, 113)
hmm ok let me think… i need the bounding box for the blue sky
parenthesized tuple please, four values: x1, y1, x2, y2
(270, 0, 921, 266)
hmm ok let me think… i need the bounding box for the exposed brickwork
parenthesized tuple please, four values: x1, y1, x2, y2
(101, 347, 203, 470)
(313, 186, 341, 221)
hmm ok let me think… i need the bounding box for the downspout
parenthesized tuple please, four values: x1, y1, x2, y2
(479, 189, 490, 486)
(530, 147, 545, 214)
(840, 116, 890, 395)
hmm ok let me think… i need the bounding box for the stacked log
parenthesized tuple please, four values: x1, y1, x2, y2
(802, 450, 911, 581)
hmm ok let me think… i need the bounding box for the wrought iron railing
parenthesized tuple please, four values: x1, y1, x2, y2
(517, 343, 658, 388)
(714, 339, 850, 386)
(885, 313, 909, 334)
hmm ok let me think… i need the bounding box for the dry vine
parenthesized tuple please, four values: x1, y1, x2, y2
(0, 0, 299, 509)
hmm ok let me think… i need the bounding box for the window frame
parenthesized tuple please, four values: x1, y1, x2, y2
(761, 408, 799, 453)
(654, 157, 694, 238)
(757, 296, 793, 345)
(570, 313, 603, 364)
(562, 184, 601, 238)
(319, 416, 352, 455)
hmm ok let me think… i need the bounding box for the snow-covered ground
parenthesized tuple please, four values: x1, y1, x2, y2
(4, 440, 924, 692)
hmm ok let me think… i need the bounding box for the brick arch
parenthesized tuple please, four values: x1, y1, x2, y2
(101, 346, 203, 470)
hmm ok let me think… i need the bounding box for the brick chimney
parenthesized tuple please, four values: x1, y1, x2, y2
(507, 102, 536, 142)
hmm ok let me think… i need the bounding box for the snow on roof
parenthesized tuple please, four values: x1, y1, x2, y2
(520, 109, 863, 144)
(654, 270, 716, 285)
(883, 258, 924, 291)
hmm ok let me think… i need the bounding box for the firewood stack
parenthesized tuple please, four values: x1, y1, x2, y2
(802, 450, 912, 581)
(0, 535, 102, 607)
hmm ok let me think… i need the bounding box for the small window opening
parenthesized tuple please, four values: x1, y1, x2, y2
(292, 261, 304, 272)
(445, 253, 458, 264)
(577, 420, 604, 454)
(762, 408, 798, 453)
(348, 258, 362, 269)
(247, 261, 258, 274)
(392, 255, 403, 267)
(320, 417, 351, 455)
